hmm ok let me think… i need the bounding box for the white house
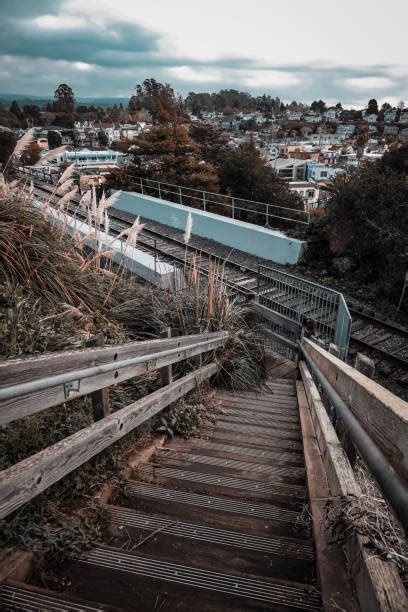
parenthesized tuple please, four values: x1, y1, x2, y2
(289, 181, 320, 209)
(384, 109, 397, 123)
(399, 111, 408, 124)
(324, 108, 339, 122)
(269, 158, 307, 181)
(336, 124, 355, 137)
(363, 113, 378, 123)
(286, 111, 303, 121)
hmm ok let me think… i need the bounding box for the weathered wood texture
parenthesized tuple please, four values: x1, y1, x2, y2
(0, 332, 225, 387)
(0, 333, 226, 425)
(300, 360, 408, 612)
(302, 337, 408, 483)
(85, 333, 110, 421)
(296, 381, 358, 612)
(299, 361, 359, 498)
(0, 362, 217, 520)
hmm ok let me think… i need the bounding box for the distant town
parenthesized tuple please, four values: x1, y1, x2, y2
(1, 82, 407, 211)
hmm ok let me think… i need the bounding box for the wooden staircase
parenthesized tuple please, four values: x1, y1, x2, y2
(1, 380, 322, 611)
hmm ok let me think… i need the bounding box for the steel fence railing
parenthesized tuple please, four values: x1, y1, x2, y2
(127, 175, 310, 228)
(257, 265, 351, 359)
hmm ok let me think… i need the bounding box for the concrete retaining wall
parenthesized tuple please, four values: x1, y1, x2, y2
(115, 191, 307, 265)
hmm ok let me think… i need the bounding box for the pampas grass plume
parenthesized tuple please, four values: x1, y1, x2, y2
(184, 211, 193, 244)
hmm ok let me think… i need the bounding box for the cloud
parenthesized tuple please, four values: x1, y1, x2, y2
(341, 77, 394, 90)
(0, 0, 406, 107)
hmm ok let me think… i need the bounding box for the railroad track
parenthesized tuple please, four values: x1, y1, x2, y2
(29, 179, 408, 370)
(30, 181, 260, 299)
(349, 308, 408, 367)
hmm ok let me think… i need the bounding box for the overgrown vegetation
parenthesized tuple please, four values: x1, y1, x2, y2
(305, 145, 408, 307)
(326, 459, 407, 586)
(0, 165, 264, 574)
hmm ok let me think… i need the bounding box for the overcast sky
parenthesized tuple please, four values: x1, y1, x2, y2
(1, 0, 407, 106)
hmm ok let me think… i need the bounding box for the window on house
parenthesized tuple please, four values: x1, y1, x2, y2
(320, 171, 328, 177)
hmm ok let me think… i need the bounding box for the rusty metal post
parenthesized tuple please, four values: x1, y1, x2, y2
(85, 333, 110, 421)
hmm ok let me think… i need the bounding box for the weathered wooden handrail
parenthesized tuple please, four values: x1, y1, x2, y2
(302, 337, 408, 484)
(0, 363, 218, 519)
(0, 331, 228, 425)
(0, 331, 228, 518)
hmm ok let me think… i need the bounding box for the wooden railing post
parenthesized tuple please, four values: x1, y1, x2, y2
(160, 328, 172, 386)
(85, 333, 110, 421)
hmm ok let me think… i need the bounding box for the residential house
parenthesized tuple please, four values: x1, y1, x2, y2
(269, 158, 307, 181)
(400, 128, 408, 140)
(304, 111, 321, 124)
(383, 125, 399, 137)
(384, 109, 397, 122)
(324, 108, 339, 122)
(363, 113, 378, 123)
(306, 161, 345, 181)
(399, 111, 408, 124)
(336, 124, 355, 138)
(285, 111, 303, 122)
(289, 181, 320, 209)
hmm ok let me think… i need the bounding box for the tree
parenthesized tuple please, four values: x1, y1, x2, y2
(98, 130, 109, 147)
(378, 144, 408, 174)
(129, 79, 177, 124)
(218, 144, 303, 226)
(47, 130, 62, 149)
(189, 123, 228, 167)
(54, 83, 76, 114)
(311, 100, 326, 113)
(367, 98, 378, 115)
(355, 124, 370, 157)
(9, 101, 23, 124)
(323, 164, 408, 300)
(0, 131, 17, 166)
(20, 142, 41, 166)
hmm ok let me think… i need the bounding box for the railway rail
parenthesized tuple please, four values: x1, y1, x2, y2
(349, 308, 408, 367)
(29, 179, 408, 370)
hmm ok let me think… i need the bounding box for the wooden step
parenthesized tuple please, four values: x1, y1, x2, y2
(105, 506, 315, 582)
(198, 429, 303, 452)
(183, 439, 305, 466)
(216, 413, 301, 431)
(209, 421, 301, 441)
(154, 449, 306, 483)
(124, 480, 307, 538)
(69, 546, 321, 611)
(0, 581, 121, 611)
(136, 463, 306, 506)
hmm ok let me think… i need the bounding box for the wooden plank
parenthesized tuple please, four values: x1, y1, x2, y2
(299, 360, 408, 612)
(299, 361, 359, 498)
(0, 332, 226, 388)
(160, 328, 172, 386)
(85, 333, 110, 421)
(296, 381, 358, 612)
(0, 335, 226, 425)
(302, 338, 408, 482)
(0, 362, 217, 519)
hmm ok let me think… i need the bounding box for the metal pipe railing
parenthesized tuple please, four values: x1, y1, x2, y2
(0, 333, 227, 402)
(126, 175, 310, 227)
(300, 342, 408, 533)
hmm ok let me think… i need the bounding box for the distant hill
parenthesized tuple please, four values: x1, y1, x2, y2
(0, 93, 129, 108)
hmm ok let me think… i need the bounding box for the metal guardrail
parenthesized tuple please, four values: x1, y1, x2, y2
(258, 265, 351, 359)
(128, 175, 310, 227)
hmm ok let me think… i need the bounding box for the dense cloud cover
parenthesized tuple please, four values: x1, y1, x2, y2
(0, 0, 406, 106)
